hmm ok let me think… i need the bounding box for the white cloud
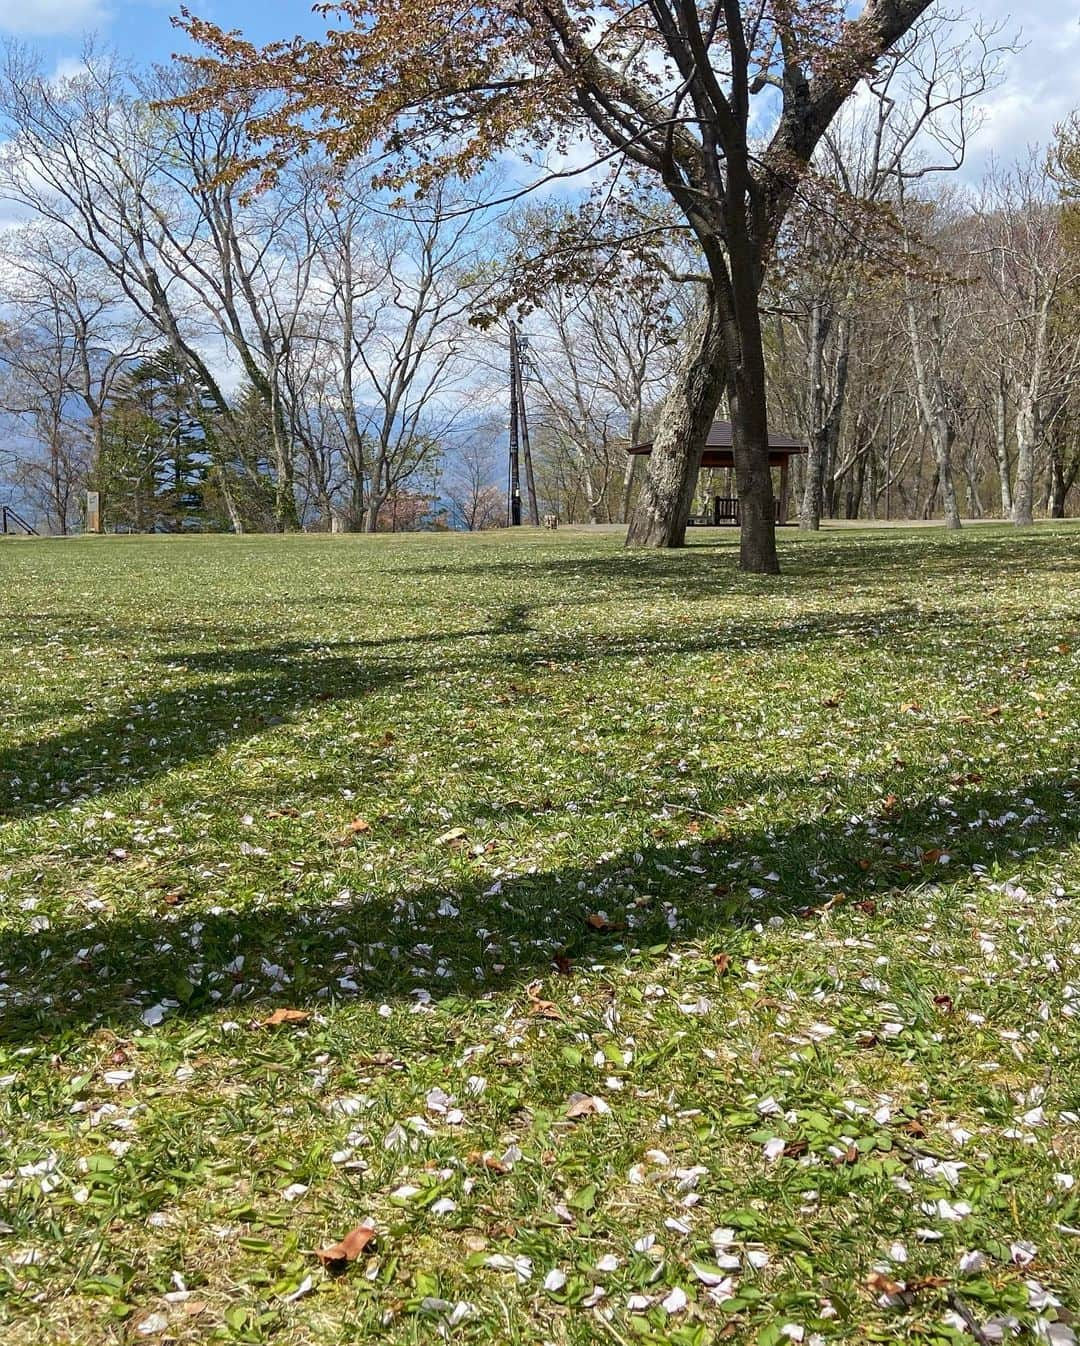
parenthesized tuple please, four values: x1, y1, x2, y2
(0, 0, 107, 36)
(962, 2, 1080, 175)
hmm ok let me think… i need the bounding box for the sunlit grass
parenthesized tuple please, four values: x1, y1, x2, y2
(1, 524, 1078, 1345)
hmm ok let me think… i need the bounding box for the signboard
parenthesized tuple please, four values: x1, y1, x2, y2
(86, 491, 101, 534)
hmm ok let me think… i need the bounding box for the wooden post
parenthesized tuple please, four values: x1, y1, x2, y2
(86, 491, 101, 534)
(778, 457, 790, 524)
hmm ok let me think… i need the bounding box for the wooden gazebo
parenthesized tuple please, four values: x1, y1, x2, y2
(628, 419, 807, 525)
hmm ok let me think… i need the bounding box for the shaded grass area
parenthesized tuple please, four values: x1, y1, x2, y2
(0, 524, 1078, 1345)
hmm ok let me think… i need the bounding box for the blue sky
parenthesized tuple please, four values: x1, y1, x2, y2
(2, 2, 1078, 179)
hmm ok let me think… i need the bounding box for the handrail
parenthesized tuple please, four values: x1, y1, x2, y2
(1, 504, 38, 535)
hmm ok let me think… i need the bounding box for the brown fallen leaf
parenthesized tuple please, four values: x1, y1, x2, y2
(867, 1270, 905, 1297)
(467, 1150, 509, 1173)
(899, 701, 922, 713)
(933, 994, 954, 1015)
(262, 1008, 310, 1028)
(436, 827, 468, 846)
(552, 953, 574, 976)
(267, 806, 300, 818)
(713, 953, 732, 975)
(921, 847, 950, 864)
(525, 979, 563, 1020)
(783, 1138, 809, 1158)
(585, 913, 622, 932)
(315, 1223, 376, 1266)
(908, 1275, 948, 1292)
(344, 817, 371, 834)
(565, 1093, 610, 1119)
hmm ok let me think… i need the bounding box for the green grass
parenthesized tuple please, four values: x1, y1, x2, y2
(1, 524, 1078, 1346)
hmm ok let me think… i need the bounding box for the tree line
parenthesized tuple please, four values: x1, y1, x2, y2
(0, 11, 1078, 548)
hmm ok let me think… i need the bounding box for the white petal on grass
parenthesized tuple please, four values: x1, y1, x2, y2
(283, 1275, 314, 1302)
(543, 1269, 567, 1293)
(661, 1286, 688, 1314)
(485, 1253, 532, 1283)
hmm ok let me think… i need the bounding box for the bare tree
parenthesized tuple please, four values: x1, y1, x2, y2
(444, 424, 504, 530)
(312, 180, 492, 531)
(975, 164, 1080, 526)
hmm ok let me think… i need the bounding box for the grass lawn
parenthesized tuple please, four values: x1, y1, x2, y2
(1, 524, 1078, 1346)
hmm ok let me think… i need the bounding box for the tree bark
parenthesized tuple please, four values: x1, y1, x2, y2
(729, 373, 779, 573)
(1012, 393, 1038, 526)
(994, 367, 1013, 517)
(626, 295, 726, 549)
(906, 302, 961, 529)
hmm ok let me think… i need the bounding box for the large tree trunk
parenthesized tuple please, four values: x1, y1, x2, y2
(626, 295, 726, 549)
(729, 372, 779, 573)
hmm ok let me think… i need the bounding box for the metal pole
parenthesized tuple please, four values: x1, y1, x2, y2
(508, 324, 522, 526)
(516, 331, 540, 525)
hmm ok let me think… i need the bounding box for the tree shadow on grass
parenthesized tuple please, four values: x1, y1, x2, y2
(0, 603, 1017, 822)
(1, 769, 1076, 1046)
(389, 528, 1080, 594)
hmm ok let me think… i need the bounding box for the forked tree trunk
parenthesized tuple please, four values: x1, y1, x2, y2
(906, 302, 961, 530)
(626, 296, 726, 549)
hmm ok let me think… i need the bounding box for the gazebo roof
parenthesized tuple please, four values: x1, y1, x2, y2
(629, 418, 807, 469)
